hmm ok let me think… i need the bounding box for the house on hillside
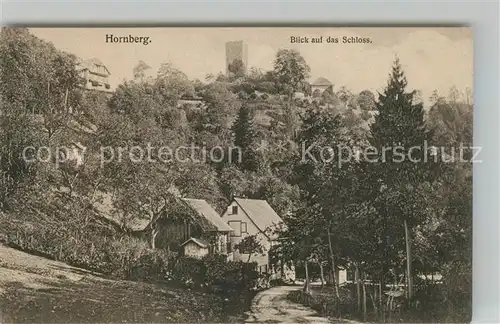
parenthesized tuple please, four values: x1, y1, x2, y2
(177, 95, 205, 108)
(221, 198, 295, 280)
(94, 194, 232, 259)
(310, 77, 333, 95)
(76, 58, 113, 92)
(175, 198, 233, 258)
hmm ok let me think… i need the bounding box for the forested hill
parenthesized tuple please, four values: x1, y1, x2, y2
(1, 27, 472, 322)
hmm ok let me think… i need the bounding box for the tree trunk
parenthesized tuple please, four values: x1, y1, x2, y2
(319, 262, 325, 288)
(370, 286, 378, 318)
(379, 282, 383, 321)
(150, 228, 158, 249)
(303, 260, 310, 294)
(64, 88, 69, 113)
(326, 226, 340, 299)
(362, 273, 367, 322)
(404, 219, 413, 300)
(355, 263, 361, 313)
(280, 258, 285, 278)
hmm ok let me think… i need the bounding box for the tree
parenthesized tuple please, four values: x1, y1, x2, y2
(234, 234, 265, 263)
(227, 59, 246, 78)
(292, 105, 356, 298)
(321, 88, 338, 106)
(447, 86, 461, 103)
(357, 90, 376, 111)
(428, 89, 441, 104)
(427, 96, 472, 149)
(369, 57, 434, 300)
(336, 86, 353, 105)
(133, 60, 151, 82)
(201, 82, 238, 137)
(231, 103, 261, 172)
(155, 62, 195, 106)
(0, 28, 80, 209)
(109, 81, 162, 122)
(272, 49, 311, 98)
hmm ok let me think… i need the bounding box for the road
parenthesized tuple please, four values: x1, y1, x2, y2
(245, 285, 358, 323)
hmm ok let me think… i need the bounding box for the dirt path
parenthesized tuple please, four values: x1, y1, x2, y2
(245, 285, 357, 323)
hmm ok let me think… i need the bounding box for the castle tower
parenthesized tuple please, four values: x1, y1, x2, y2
(225, 40, 248, 77)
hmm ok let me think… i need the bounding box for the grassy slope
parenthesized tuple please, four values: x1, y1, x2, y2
(0, 245, 245, 323)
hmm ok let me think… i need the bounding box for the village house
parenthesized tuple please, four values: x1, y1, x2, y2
(310, 76, 333, 95)
(221, 198, 295, 281)
(177, 95, 205, 109)
(174, 198, 233, 258)
(76, 58, 113, 92)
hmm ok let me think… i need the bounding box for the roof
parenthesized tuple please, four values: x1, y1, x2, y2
(94, 192, 230, 233)
(181, 198, 233, 232)
(311, 77, 332, 86)
(180, 237, 209, 248)
(233, 198, 283, 238)
(76, 58, 111, 75)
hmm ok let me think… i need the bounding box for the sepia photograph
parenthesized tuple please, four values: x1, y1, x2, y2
(0, 27, 473, 323)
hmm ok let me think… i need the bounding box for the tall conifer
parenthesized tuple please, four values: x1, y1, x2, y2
(369, 58, 433, 300)
(232, 103, 259, 172)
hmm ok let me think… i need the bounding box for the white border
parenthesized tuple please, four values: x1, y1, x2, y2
(1, 1, 499, 323)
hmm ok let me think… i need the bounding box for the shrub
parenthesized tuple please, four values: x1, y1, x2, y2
(168, 254, 260, 292)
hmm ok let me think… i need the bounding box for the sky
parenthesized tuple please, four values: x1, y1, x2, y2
(30, 27, 473, 104)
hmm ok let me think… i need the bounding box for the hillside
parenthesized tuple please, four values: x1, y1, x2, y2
(0, 244, 245, 323)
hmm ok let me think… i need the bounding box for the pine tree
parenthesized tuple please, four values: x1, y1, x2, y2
(369, 58, 433, 301)
(231, 103, 259, 172)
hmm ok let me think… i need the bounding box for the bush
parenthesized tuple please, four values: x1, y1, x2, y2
(168, 254, 260, 292)
(106, 239, 176, 281)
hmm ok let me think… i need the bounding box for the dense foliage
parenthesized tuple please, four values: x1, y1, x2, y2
(0, 28, 472, 323)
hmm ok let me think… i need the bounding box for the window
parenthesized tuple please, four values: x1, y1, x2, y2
(241, 222, 247, 233)
(232, 206, 238, 214)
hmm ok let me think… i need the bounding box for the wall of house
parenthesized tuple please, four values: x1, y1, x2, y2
(79, 69, 112, 92)
(183, 242, 209, 259)
(338, 269, 348, 284)
(157, 219, 202, 252)
(221, 201, 272, 269)
(311, 84, 330, 94)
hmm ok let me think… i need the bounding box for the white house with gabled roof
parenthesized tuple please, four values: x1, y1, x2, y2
(221, 198, 295, 280)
